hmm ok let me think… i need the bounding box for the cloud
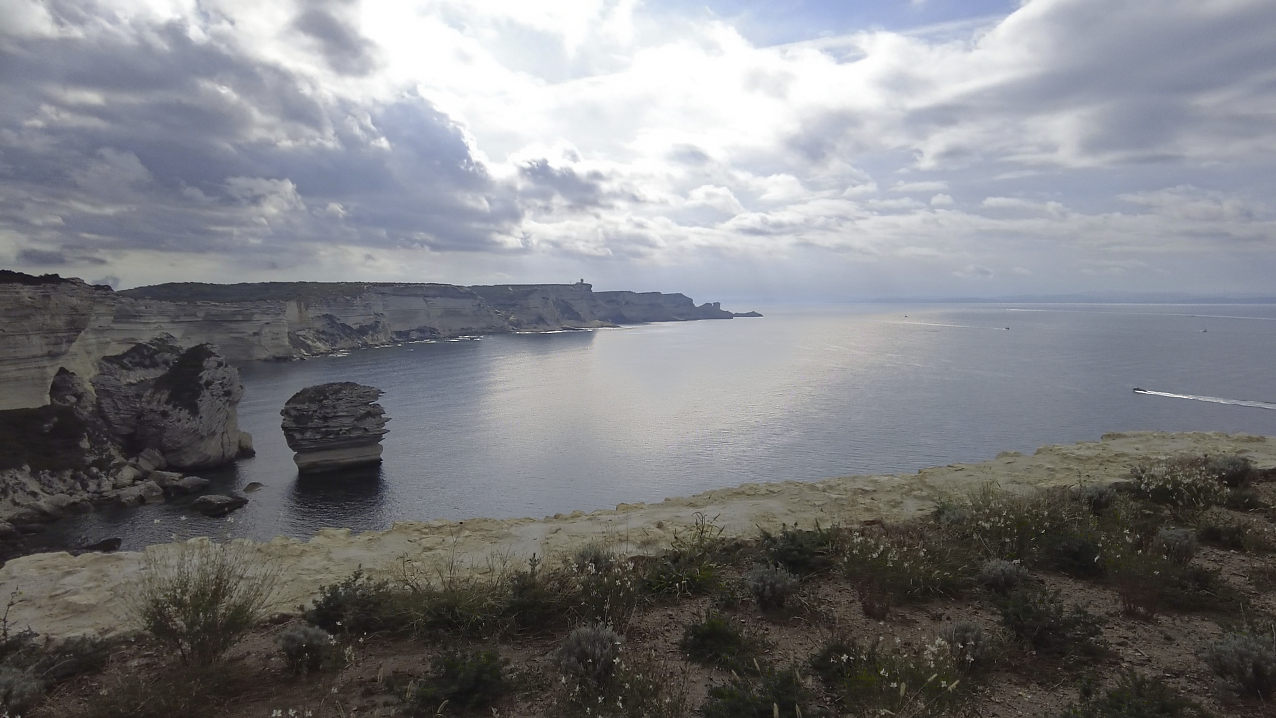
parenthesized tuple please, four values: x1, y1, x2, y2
(14, 247, 106, 266)
(954, 264, 995, 279)
(292, 0, 380, 76)
(1, 0, 1275, 297)
(892, 181, 948, 193)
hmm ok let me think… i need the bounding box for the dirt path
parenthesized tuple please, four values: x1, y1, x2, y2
(1, 431, 1270, 640)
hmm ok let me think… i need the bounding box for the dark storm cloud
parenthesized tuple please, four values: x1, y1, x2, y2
(14, 248, 106, 266)
(0, 1, 521, 263)
(293, 0, 380, 76)
(518, 159, 607, 209)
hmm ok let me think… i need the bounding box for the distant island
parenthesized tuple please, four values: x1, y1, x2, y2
(0, 270, 759, 411)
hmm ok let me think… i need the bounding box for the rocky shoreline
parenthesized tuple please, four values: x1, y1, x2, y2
(0, 334, 255, 559)
(0, 430, 1269, 640)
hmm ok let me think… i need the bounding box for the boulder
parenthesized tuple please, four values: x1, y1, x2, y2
(111, 465, 142, 488)
(3, 507, 46, 525)
(117, 481, 163, 505)
(148, 471, 184, 490)
(172, 476, 210, 494)
(48, 368, 97, 421)
(280, 383, 390, 474)
(191, 494, 248, 517)
(134, 447, 167, 473)
(238, 431, 256, 457)
(79, 537, 122, 553)
(134, 345, 246, 470)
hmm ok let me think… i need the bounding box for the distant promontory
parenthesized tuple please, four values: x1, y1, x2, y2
(0, 271, 758, 411)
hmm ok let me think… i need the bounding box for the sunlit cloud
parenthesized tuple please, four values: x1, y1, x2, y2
(1, 0, 1274, 298)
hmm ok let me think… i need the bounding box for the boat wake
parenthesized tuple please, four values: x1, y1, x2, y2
(1132, 388, 1276, 411)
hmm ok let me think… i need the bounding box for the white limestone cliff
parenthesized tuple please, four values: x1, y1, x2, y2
(1, 273, 745, 411)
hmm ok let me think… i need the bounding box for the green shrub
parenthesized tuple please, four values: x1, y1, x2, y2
(277, 624, 335, 675)
(941, 622, 991, 671)
(1195, 515, 1273, 552)
(1038, 530, 1107, 578)
(1154, 528, 1199, 566)
(679, 611, 764, 672)
(643, 514, 726, 598)
(556, 624, 621, 686)
(843, 528, 970, 602)
(395, 559, 505, 637)
(408, 648, 511, 714)
(1224, 488, 1268, 511)
(502, 558, 572, 634)
(1129, 458, 1228, 510)
(571, 543, 616, 574)
(978, 559, 1031, 594)
(743, 564, 798, 611)
(1061, 671, 1210, 717)
(570, 557, 643, 632)
(0, 666, 43, 716)
(304, 569, 402, 634)
(131, 542, 279, 665)
(1077, 484, 1118, 514)
(701, 665, 814, 718)
(942, 485, 1095, 562)
(996, 588, 1103, 657)
(1206, 455, 1254, 488)
(811, 635, 963, 716)
(1202, 630, 1276, 699)
(759, 522, 840, 576)
(1109, 548, 1245, 617)
(555, 649, 690, 718)
(65, 661, 249, 718)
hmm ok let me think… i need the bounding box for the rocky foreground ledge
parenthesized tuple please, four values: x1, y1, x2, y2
(0, 431, 1271, 640)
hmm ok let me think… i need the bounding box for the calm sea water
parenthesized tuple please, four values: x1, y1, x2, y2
(42, 304, 1276, 551)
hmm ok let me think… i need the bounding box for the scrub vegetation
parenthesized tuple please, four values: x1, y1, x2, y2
(22, 452, 1276, 717)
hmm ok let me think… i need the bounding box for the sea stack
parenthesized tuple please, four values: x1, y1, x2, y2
(280, 383, 389, 474)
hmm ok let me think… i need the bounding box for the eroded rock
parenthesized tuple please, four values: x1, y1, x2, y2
(281, 383, 389, 474)
(173, 476, 210, 495)
(191, 494, 247, 517)
(134, 345, 247, 470)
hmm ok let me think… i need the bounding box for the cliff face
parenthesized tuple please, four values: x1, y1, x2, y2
(1, 274, 740, 410)
(469, 282, 734, 329)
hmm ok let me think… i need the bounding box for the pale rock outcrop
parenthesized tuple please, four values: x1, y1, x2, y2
(134, 344, 249, 469)
(281, 383, 389, 473)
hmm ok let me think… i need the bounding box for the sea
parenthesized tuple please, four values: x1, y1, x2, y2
(38, 303, 1276, 551)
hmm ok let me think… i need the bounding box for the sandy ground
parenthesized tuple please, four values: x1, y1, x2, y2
(2, 430, 1272, 640)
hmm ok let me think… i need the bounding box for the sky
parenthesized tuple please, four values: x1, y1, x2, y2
(1, 0, 1274, 303)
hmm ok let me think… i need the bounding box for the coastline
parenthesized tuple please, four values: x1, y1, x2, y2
(1, 430, 1271, 640)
